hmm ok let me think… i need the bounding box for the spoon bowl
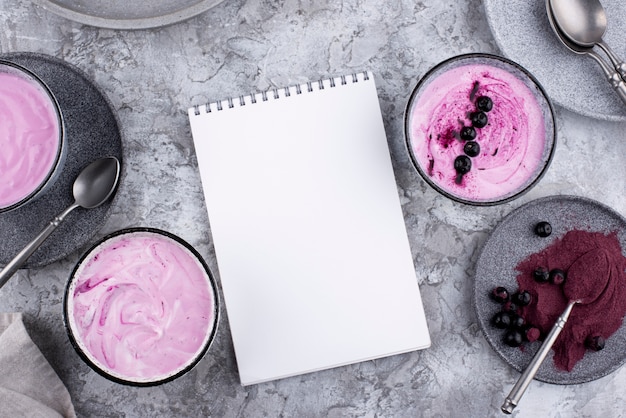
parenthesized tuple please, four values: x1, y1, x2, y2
(564, 248, 611, 304)
(72, 156, 120, 209)
(550, 0, 626, 80)
(550, 0, 606, 47)
(0, 156, 121, 289)
(546, 0, 626, 104)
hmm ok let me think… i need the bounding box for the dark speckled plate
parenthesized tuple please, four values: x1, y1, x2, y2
(0, 53, 122, 269)
(474, 195, 626, 384)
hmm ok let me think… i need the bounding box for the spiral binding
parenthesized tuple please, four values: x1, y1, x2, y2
(192, 71, 371, 116)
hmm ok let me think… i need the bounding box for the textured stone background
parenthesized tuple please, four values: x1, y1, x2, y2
(0, 0, 625, 417)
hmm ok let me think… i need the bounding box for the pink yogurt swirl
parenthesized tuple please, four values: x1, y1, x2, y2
(408, 62, 550, 203)
(0, 69, 61, 209)
(67, 231, 217, 383)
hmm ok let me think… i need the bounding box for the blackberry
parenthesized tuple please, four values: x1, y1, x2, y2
(454, 155, 472, 175)
(534, 221, 552, 237)
(464, 141, 480, 157)
(492, 311, 512, 329)
(504, 330, 523, 347)
(459, 126, 476, 141)
(549, 269, 566, 285)
(501, 301, 519, 314)
(513, 290, 532, 306)
(533, 267, 550, 283)
(490, 286, 510, 304)
(509, 314, 526, 330)
(470, 111, 488, 128)
(585, 335, 605, 351)
(476, 96, 493, 112)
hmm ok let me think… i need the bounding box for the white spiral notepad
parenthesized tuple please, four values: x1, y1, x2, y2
(188, 72, 430, 386)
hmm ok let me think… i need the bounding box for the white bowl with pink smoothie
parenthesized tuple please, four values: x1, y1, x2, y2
(0, 60, 66, 213)
(64, 228, 220, 386)
(405, 53, 556, 205)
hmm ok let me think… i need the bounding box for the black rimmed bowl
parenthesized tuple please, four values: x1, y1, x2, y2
(404, 53, 556, 206)
(64, 227, 220, 386)
(0, 59, 66, 213)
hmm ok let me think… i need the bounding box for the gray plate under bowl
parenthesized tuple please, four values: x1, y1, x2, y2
(0, 52, 123, 269)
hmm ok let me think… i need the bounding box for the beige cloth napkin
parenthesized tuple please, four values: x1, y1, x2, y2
(0, 313, 76, 418)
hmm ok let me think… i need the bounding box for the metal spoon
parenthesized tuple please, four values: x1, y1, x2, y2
(0, 156, 121, 289)
(546, 0, 626, 105)
(550, 0, 626, 81)
(501, 249, 610, 414)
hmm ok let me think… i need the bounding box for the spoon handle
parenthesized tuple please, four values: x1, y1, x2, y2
(0, 203, 78, 290)
(501, 301, 577, 414)
(587, 51, 626, 105)
(596, 41, 626, 82)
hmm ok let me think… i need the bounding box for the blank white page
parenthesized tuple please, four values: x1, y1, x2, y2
(188, 72, 430, 386)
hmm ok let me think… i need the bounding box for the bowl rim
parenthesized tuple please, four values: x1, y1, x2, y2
(0, 59, 66, 213)
(63, 226, 221, 386)
(403, 52, 557, 206)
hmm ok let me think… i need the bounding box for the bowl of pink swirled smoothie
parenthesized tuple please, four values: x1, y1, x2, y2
(0, 60, 66, 213)
(64, 228, 219, 386)
(405, 54, 556, 205)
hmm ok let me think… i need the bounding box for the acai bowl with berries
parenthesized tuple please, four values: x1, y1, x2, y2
(404, 53, 556, 206)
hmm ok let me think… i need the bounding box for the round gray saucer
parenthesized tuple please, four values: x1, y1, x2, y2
(30, 0, 227, 30)
(0, 52, 123, 269)
(484, 0, 626, 122)
(474, 195, 626, 384)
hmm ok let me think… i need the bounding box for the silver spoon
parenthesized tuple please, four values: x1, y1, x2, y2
(0, 156, 121, 289)
(501, 249, 610, 414)
(550, 0, 626, 81)
(546, 0, 626, 105)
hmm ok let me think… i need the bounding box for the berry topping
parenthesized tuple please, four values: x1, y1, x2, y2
(454, 155, 472, 175)
(533, 267, 550, 283)
(459, 126, 476, 141)
(585, 335, 605, 351)
(490, 286, 510, 304)
(470, 111, 488, 128)
(549, 269, 566, 285)
(476, 96, 493, 112)
(501, 300, 519, 314)
(509, 314, 526, 330)
(525, 327, 541, 343)
(503, 330, 523, 347)
(492, 312, 512, 329)
(534, 221, 552, 237)
(513, 290, 532, 306)
(463, 141, 480, 157)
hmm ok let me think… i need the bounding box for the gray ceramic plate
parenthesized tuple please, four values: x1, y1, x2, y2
(483, 0, 626, 122)
(30, 0, 226, 29)
(474, 195, 626, 384)
(0, 53, 123, 269)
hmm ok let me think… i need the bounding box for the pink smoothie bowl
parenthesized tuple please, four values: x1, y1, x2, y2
(404, 53, 556, 206)
(64, 228, 220, 386)
(0, 60, 66, 213)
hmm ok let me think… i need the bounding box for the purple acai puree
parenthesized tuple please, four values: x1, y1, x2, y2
(408, 62, 550, 203)
(515, 230, 626, 371)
